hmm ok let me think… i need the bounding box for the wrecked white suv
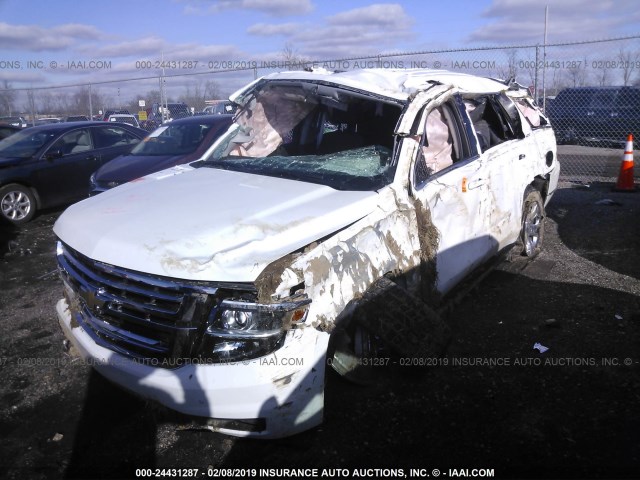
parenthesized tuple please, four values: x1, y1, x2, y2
(54, 68, 559, 438)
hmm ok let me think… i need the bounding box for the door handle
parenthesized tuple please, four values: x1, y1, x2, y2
(519, 154, 526, 160)
(467, 178, 486, 190)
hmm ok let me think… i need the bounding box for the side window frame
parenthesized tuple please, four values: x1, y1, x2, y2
(514, 97, 549, 129)
(412, 95, 477, 189)
(92, 125, 141, 149)
(494, 93, 525, 140)
(45, 128, 93, 157)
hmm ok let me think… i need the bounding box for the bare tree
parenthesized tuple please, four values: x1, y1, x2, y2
(617, 47, 639, 86)
(565, 56, 589, 87)
(69, 86, 106, 117)
(23, 90, 37, 123)
(523, 53, 537, 90)
(0, 80, 16, 116)
(203, 80, 220, 100)
(596, 60, 611, 87)
(280, 42, 308, 70)
(179, 79, 221, 111)
(547, 66, 563, 96)
(56, 92, 71, 116)
(36, 91, 59, 116)
(143, 90, 162, 105)
(496, 49, 519, 82)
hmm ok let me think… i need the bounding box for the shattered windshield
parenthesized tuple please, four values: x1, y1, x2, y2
(197, 81, 402, 191)
(132, 122, 213, 156)
(206, 145, 393, 190)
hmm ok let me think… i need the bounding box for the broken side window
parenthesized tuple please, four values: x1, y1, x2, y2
(465, 94, 523, 152)
(413, 102, 468, 187)
(495, 93, 525, 140)
(514, 98, 547, 128)
(465, 97, 500, 152)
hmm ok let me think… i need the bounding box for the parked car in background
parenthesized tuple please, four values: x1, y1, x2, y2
(141, 102, 191, 131)
(0, 121, 147, 224)
(547, 86, 640, 147)
(0, 116, 28, 128)
(0, 125, 21, 140)
(54, 68, 559, 438)
(35, 118, 63, 126)
(101, 109, 130, 122)
(203, 100, 237, 115)
(64, 115, 89, 122)
(107, 114, 140, 128)
(90, 114, 232, 193)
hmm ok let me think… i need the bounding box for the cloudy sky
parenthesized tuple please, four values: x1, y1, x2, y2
(0, 0, 639, 100)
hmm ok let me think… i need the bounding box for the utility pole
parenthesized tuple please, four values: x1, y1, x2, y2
(542, 5, 548, 113)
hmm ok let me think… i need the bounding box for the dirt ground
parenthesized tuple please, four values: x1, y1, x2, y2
(0, 183, 639, 480)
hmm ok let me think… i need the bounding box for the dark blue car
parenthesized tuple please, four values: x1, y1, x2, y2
(0, 121, 147, 224)
(90, 114, 233, 194)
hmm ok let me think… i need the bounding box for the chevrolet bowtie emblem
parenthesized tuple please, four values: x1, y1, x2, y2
(78, 287, 107, 313)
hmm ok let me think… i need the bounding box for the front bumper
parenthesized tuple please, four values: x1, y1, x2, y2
(56, 297, 329, 438)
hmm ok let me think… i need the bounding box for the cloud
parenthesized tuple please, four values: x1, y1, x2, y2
(240, 4, 415, 60)
(246, 22, 300, 36)
(328, 3, 409, 27)
(78, 37, 242, 64)
(0, 70, 46, 83)
(468, 0, 640, 44)
(289, 4, 414, 59)
(79, 36, 167, 58)
(0, 22, 103, 52)
(165, 43, 243, 60)
(183, 0, 314, 16)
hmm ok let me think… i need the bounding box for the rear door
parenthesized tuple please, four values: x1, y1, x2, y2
(90, 125, 143, 167)
(469, 93, 534, 250)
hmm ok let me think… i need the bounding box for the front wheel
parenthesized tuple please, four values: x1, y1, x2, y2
(518, 187, 545, 257)
(0, 184, 37, 224)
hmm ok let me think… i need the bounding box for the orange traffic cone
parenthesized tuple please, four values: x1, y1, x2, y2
(614, 134, 636, 192)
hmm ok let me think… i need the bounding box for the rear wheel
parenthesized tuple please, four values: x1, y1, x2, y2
(518, 187, 545, 257)
(0, 184, 37, 224)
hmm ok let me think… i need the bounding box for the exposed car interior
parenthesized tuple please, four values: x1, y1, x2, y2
(204, 82, 404, 190)
(223, 82, 402, 158)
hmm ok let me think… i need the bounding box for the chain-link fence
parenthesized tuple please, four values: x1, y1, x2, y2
(2, 35, 639, 182)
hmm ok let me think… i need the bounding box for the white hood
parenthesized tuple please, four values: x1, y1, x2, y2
(54, 167, 378, 282)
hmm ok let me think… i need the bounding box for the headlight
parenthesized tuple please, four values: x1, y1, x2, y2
(200, 294, 311, 362)
(220, 310, 252, 329)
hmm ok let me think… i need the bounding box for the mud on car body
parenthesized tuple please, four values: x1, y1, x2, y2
(54, 68, 559, 438)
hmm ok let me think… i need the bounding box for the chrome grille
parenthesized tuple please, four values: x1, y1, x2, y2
(57, 241, 208, 362)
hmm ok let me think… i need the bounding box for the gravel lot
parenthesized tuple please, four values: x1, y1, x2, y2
(0, 182, 639, 480)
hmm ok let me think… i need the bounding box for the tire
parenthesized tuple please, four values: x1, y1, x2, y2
(0, 184, 37, 224)
(329, 322, 385, 385)
(352, 277, 450, 357)
(518, 186, 545, 258)
(329, 277, 451, 384)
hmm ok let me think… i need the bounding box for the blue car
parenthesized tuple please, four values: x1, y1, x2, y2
(0, 121, 147, 224)
(90, 114, 233, 194)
